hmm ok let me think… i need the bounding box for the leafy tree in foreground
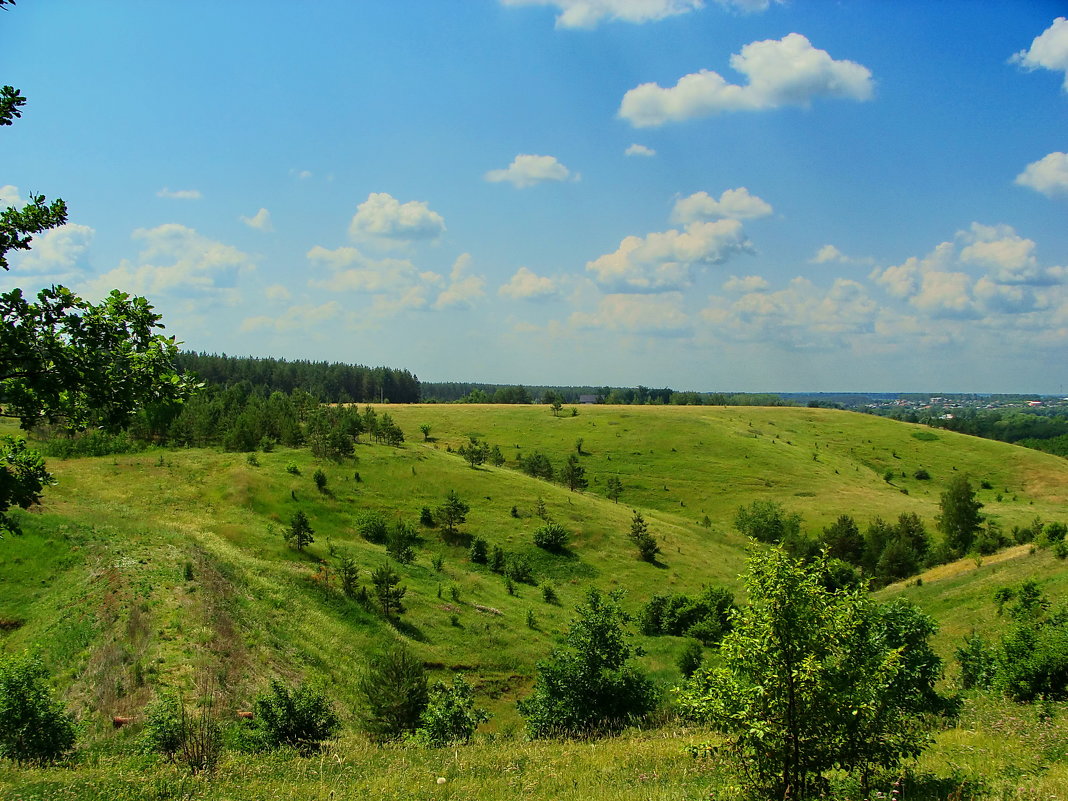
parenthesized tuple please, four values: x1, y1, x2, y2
(0, 652, 76, 764)
(1, 77, 191, 534)
(518, 588, 658, 738)
(679, 548, 946, 799)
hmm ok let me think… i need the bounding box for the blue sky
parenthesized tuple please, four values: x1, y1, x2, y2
(3, 0, 1067, 393)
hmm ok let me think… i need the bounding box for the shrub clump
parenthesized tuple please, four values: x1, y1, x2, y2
(413, 675, 489, 747)
(0, 652, 76, 765)
(532, 522, 569, 551)
(252, 680, 340, 755)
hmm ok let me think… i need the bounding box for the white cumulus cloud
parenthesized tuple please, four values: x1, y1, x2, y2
(571, 292, 690, 334)
(625, 143, 657, 157)
(619, 33, 874, 126)
(722, 274, 769, 293)
(242, 301, 342, 334)
(1016, 151, 1068, 197)
(1011, 17, 1068, 91)
(586, 219, 751, 291)
(434, 253, 487, 310)
(13, 223, 95, 278)
(85, 224, 254, 303)
(156, 187, 202, 200)
(500, 266, 560, 300)
(240, 208, 274, 231)
(671, 187, 773, 223)
(500, 0, 703, 29)
(0, 185, 23, 207)
(348, 192, 446, 244)
(485, 154, 576, 188)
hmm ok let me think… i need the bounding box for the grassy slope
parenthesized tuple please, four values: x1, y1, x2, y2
(2, 405, 1068, 799)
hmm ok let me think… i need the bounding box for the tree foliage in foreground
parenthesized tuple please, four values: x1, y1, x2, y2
(518, 588, 658, 738)
(679, 548, 947, 799)
(1, 77, 191, 534)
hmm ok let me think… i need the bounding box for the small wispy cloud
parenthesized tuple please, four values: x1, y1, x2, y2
(156, 187, 202, 200)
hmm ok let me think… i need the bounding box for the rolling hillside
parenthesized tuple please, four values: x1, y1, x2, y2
(2, 403, 1067, 737)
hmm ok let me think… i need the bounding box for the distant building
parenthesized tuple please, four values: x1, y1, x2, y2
(579, 394, 599, 404)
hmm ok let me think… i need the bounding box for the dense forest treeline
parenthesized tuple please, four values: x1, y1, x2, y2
(175, 354, 795, 407)
(175, 352, 421, 404)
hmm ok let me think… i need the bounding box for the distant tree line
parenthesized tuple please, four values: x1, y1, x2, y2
(175, 352, 421, 404)
(880, 405, 1068, 457)
(420, 381, 793, 407)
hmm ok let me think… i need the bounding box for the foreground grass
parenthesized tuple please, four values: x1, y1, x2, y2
(4, 694, 1068, 801)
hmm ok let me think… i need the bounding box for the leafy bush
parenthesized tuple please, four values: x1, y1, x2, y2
(639, 586, 736, 645)
(518, 588, 658, 738)
(677, 640, 704, 678)
(313, 468, 328, 492)
(253, 680, 339, 754)
(142, 692, 184, 760)
(0, 652, 76, 764)
(356, 510, 388, 544)
(913, 468, 931, 480)
(505, 553, 535, 584)
(414, 675, 489, 747)
(386, 521, 417, 564)
(532, 522, 569, 551)
(955, 634, 998, 690)
(468, 536, 488, 564)
(357, 646, 428, 742)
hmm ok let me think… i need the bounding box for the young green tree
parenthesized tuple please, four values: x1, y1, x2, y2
(419, 423, 431, 441)
(338, 555, 359, 598)
(560, 453, 588, 492)
(937, 474, 984, 558)
(458, 437, 488, 468)
(285, 510, 314, 551)
(628, 510, 661, 562)
(370, 561, 406, 619)
(679, 548, 946, 799)
(605, 475, 623, 503)
(518, 588, 658, 738)
(436, 489, 469, 537)
(312, 468, 328, 493)
(356, 645, 428, 742)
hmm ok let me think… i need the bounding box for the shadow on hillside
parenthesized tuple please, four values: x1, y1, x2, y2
(392, 618, 428, 643)
(439, 530, 473, 548)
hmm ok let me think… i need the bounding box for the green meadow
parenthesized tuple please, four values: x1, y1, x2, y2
(2, 404, 1068, 799)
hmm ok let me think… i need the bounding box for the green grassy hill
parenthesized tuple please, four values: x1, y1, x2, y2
(2, 404, 1068, 799)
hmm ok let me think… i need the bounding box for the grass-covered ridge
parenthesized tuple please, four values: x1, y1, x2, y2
(2, 404, 1068, 798)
